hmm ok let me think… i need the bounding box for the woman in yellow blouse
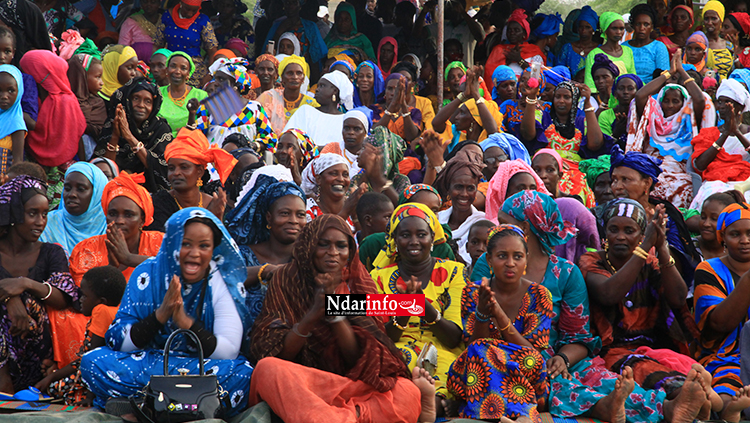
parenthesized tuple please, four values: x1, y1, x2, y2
(370, 203, 468, 416)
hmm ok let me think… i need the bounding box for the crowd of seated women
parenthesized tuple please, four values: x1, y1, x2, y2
(7, 0, 750, 421)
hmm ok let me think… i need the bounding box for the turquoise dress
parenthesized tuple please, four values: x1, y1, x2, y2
(471, 253, 667, 422)
(622, 40, 670, 84)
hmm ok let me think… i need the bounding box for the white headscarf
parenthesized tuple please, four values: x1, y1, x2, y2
(278, 32, 302, 56)
(343, 108, 370, 132)
(321, 70, 354, 111)
(300, 153, 349, 196)
(404, 53, 422, 78)
(717, 78, 750, 113)
(237, 165, 294, 204)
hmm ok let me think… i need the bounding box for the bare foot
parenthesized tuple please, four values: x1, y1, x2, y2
(664, 369, 706, 423)
(412, 367, 436, 423)
(721, 386, 750, 423)
(692, 363, 723, 412)
(608, 366, 635, 423)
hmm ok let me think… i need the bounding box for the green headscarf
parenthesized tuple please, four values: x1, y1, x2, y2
(152, 48, 173, 61)
(579, 155, 611, 188)
(334, 2, 358, 35)
(73, 38, 101, 59)
(599, 12, 624, 32)
(166, 51, 196, 78)
(444, 61, 467, 81)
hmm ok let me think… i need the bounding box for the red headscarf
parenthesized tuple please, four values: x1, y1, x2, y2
(165, 128, 238, 183)
(19, 50, 86, 167)
(172, 0, 202, 30)
(731, 12, 750, 34)
(508, 8, 531, 42)
(666, 5, 695, 33)
(377, 37, 398, 78)
(255, 54, 279, 69)
(102, 172, 155, 227)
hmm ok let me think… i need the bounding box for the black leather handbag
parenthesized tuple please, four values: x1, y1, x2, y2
(130, 329, 226, 423)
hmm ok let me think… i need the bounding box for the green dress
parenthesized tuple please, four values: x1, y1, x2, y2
(157, 86, 208, 136)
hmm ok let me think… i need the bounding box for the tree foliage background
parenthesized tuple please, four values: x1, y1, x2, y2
(537, 0, 644, 19)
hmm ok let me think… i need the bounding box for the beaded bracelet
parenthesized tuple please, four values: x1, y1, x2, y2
(475, 310, 491, 323)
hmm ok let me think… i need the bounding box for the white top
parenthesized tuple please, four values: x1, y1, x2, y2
(438, 205, 487, 264)
(284, 104, 345, 146)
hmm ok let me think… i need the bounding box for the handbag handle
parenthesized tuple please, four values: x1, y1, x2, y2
(162, 329, 205, 376)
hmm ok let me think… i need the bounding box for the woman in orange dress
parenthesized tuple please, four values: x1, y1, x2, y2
(58, 172, 164, 368)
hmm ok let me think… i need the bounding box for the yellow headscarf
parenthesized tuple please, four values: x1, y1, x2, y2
(372, 203, 447, 269)
(703, 0, 725, 21)
(464, 99, 484, 127)
(101, 45, 137, 97)
(278, 54, 310, 79)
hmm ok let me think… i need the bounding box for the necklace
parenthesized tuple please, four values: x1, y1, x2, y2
(172, 192, 203, 209)
(605, 251, 618, 274)
(169, 86, 190, 107)
(284, 92, 302, 110)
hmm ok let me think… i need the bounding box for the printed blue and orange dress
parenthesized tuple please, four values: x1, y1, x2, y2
(447, 281, 553, 421)
(695, 257, 748, 396)
(154, 10, 218, 85)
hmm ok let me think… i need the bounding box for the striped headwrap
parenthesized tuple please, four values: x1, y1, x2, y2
(601, 198, 648, 232)
(717, 202, 750, 243)
(487, 224, 527, 244)
(399, 184, 442, 206)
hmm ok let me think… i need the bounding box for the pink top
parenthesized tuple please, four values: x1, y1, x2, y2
(119, 17, 154, 46)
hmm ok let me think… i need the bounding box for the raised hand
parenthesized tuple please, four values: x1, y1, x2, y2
(206, 187, 227, 220)
(314, 271, 341, 294)
(156, 275, 182, 324)
(396, 275, 421, 294)
(419, 129, 449, 166)
(186, 98, 200, 114)
(105, 222, 131, 269)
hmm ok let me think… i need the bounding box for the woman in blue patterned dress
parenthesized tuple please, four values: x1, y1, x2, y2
(80, 208, 254, 416)
(225, 173, 306, 327)
(471, 191, 702, 422)
(154, 0, 218, 86)
(447, 224, 553, 421)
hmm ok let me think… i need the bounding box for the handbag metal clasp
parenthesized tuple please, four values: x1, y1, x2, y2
(177, 368, 190, 376)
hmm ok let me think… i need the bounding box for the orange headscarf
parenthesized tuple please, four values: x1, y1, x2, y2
(102, 172, 155, 227)
(165, 128, 238, 183)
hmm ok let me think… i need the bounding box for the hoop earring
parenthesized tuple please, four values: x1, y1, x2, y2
(266, 224, 271, 230)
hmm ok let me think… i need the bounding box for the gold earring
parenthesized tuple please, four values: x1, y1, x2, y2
(197, 179, 203, 187)
(266, 224, 271, 229)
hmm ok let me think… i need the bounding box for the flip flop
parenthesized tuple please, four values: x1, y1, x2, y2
(14, 387, 52, 402)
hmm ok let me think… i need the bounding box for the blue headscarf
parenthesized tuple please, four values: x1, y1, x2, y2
(330, 60, 355, 75)
(730, 69, 750, 89)
(226, 174, 306, 250)
(40, 162, 108, 256)
(106, 208, 251, 352)
(0, 65, 26, 140)
(353, 60, 384, 107)
(502, 190, 578, 254)
(532, 13, 564, 39)
(612, 74, 643, 95)
(544, 65, 571, 87)
(491, 65, 516, 101)
(609, 145, 662, 184)
(480, 133, 531, 165)
(577, 6, 599, 31)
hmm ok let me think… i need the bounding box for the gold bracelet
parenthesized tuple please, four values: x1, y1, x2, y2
(712, 142, 723, 151)
(132, 141, 145, 153)
(384, 110, 398, 118)
(633, 246, 649, 260)
(258, 263, 270, 284)
(106, 143, 119, 152)
(683, 77, 695, 85)
(391, 316, 407, 330)
(457, 92, 467, 103)
(498, 320, 512, 331)
(661, 256, 676, 269)
(661, 70, 672, 79)
(525, 97, 538, 105)
(584, 106, 595, 113)
(476, 97, 486, 104)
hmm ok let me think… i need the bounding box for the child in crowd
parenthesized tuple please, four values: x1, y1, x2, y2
(0, 64, 27, 177)
(0, 27, 37, 133)
(36, 266, 126, 406)
(355, 191, 394, 245)
(465, 219, 494, 272)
